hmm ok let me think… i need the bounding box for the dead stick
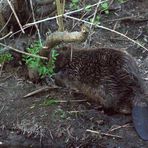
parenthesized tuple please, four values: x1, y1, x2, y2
(0, 43, 48, 60)
(67, 110, 88, 113)
(109, 123, 132, 132)
(103, 16, 148, 23)
(23, 86, 60, 98)
(0, 31, 13, 40)
(6, 0, 25, 33)
(54, 99, 87, 103)
(86, 129, 122, 139)
(101, 132, 122, 139)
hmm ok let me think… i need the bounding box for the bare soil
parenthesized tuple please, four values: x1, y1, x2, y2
(0, 0, 148, 147)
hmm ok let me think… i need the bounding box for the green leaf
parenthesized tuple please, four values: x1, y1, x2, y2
(72, 0, 79, 3)
(105, 10, 109, 14)
(0, 53, 13, 64)
(117, 0, 127, 3)
(42, 98, 58, 106)
(101, 2, 109, 10)
(89, 15, 100, 25)
(85, 5, 92, 12)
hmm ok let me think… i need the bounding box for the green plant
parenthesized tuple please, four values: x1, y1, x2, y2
(70, 0, 79, 10)
(41, 98, 59, 106)
(23, 41, 59, 78)
(54, 108, 67, 119)
(100, 1, 109, 14)
(0, 50, 13, 64)
(84, 5, 92, 12)
(117, 0, 127, 4)
(90, 15, 101, 25)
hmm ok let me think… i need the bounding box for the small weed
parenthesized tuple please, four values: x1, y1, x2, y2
(117, 0, 127, 4)
(41, 98, 59, 106)
(54, 108, 67, 119)
(90, 15, 101, 25)
(0, 49, 13, 64)
(84, 5, 92, 12)
(100, 1, 109, 14)
(23, 41, 59, 78)
(70, 0, 79, 10)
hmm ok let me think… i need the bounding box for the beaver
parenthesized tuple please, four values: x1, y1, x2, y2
(52, 46, 148, 140)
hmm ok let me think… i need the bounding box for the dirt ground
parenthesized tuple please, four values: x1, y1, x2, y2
(0, 0, 148, 147)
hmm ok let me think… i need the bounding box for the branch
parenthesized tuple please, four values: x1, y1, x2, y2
(86, 129, 122, 139)
(0, 43, 48, 60)
(56, 0, 65, 31)
(0, 31, 13, 40)
(23, 86, 60, 98)
(29, 0, 42, 46)
(6, 0, 25, 33)
(0, 13, 12, 35)
(39, 24, 89, 57)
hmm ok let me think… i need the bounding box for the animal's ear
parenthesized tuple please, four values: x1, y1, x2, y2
(132, 104, 148, 140)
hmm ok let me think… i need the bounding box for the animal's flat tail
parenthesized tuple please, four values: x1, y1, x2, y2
(132, 98, 148, 141)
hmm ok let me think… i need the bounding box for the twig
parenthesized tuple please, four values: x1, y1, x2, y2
(0, 42, 48, 60)
(49, 130, 53, 140)
(143, 78, 148, 81)
(103, 16, 148, 23)
(0, 13, 13, 34)
(85, 0, 101, 46)
(0, 75, 12, 82)
(51, 99, 87, 103)
(86, 129, 122, 139)
(101, 132, 122, 139)
(0, 62, 4, 76)
(6, 0, 25, 33)
(109, 123, 132, 132)
(29, 0, 42, 46)
(42, 98, 87, 104)
(67, 110, 90, 113)
(0, 105, 5, 114)
(9, 14, 33, 37)
(23, 86, 60, 98)
(67, 125, 75, 139)
(0, 31, 13, 40)
(134, 29, 143, 40)
(90, 0, 101, 29)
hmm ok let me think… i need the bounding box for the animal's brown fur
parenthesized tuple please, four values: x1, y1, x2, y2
(54, 46, 146, 114)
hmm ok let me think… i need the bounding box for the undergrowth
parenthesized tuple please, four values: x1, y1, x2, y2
(0, 48, 13, 64)
(23, 41, 59, 78)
